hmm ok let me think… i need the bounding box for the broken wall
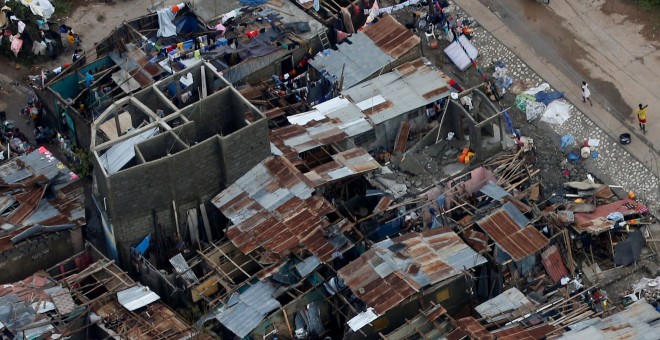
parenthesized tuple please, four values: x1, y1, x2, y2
(0, 228, 84, 282)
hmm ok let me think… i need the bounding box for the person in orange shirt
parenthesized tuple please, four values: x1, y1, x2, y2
(66, 31, 75, 48)
(637, 103, 648, 134)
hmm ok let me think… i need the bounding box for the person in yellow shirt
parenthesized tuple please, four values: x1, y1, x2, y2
(637, 103, 648, 134)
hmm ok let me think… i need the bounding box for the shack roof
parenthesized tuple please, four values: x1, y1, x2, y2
(211, 155, 354, 262)
(558, 300, 660, 340)
(303, 148, 381, 186)
(573, 198, 648, 235)
(474, 288, 535, 323)
(476, 202, 548, 261)
(213, 281, 281, 338)
(338, 227, 486, 316)
(0, 147, 85, 252)
(309, 15, 419, 89)
(342, 58, 451, 125)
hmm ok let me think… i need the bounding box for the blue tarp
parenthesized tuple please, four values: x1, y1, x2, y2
(370, 216, 403, 241)
(535, 91, 564, 105)
(175, 14, 201, 35)
(135, 233, 151, 255)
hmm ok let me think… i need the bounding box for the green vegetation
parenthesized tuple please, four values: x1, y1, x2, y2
(637, 0, 660, 7)
(53, 0, 73, 19)
(69, 148, 94, 179)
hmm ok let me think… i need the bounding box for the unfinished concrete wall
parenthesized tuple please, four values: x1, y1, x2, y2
(220, 117, 270, 184)
(0, 228, 84, 283)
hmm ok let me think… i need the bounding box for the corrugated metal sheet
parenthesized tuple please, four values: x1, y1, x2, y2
(475, 288, 534, 322)
(295, 255, 321, 277)
(361, 14, 421, 59)
(304, 148, 381, 186)
(338, 228, 486, 315)
(491, 326, 536, 340)
(476, 203, 548, 261)
(309, 33, 394, 89)
(117, 286, 161, 311)
(170, 253, 199, 284)
(270, 121, 350, 163)
(283, 97, 373, 149)
(542, 245, 568, 283)
(347, 307, 381, 332)
(211, 156, 352, 262)
(342, 58, 451, 125)
(558, 300, 660, 340)
(99, 127, 159, 174)
(573, 199, 647, 235)
(215, 281, 281, 338)
(480, 182, 511, 200)
(453, 317, 494, 340)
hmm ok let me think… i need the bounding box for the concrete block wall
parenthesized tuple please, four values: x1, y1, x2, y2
(220, 119, 270, 184)
(0, 228, 84, 283)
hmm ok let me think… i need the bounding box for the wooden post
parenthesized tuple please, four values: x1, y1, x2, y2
(282, 310, 294, 338)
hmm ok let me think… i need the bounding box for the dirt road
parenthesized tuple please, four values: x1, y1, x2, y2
(480, 0, 660, 150)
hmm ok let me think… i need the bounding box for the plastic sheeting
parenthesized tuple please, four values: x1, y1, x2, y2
(21, 0, 55, 20)
(541, 100, 572, 126)
(523, 83, 550, 95)
(526, 101, 546, 122)
(444, 35, 478, 71)
(157, 8, 177, 37)
(535, 91, 564, 105)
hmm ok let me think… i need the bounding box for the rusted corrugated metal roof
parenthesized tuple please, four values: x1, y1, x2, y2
(304, 148, 381, 186)
(212, 156, 353, 262)
(342, 58, 451, 125)
(573, 199, 647, 235)
(558, 300, 660, 340)
(492, 326, 536, 340)
(541, 245, 568, 283)
(476, 203, 548, 261)
(450, 317, 494, 340)
(361, 14, 421, 59)
(337, 228, 486, 315)
(0, 147, 85, 251)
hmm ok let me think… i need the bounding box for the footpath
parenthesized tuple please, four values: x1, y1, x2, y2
(452, 0, 660, 213)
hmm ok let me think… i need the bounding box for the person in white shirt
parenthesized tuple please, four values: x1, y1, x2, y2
(581, 81, 593, 106)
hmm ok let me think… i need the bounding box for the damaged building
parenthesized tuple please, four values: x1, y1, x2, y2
(90, 61, 270, 264)
(0, 146, 85, 283)
(37, 1, 323, 149)
(0, 243, 214, 339)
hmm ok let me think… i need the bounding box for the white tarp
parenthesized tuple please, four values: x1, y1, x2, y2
(444, 35, 478, 71)
(541, 100, 572, 126)
(20, 0, 55, 20)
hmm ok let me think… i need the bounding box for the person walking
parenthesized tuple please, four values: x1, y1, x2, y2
(581, 81, 592, 106)
(637, 104, 648, 134)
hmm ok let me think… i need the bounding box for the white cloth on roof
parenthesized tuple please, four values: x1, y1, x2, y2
(21, 0, 55, 20)
(156, 7, 177, 37)
(17, 20, 25, 33)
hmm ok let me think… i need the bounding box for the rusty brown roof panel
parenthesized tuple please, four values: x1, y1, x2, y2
(361, 100, 393, 115)
(477, 206, 549, 261)
(541, 245, 568, 283)
(361, 14, 420, 59)
(422, 86, 451, 100)
(455, 317, 494, 340)
(492, 326, 536, 340)
(212, 156, 352, 262)
(338, 229, 486, 315)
